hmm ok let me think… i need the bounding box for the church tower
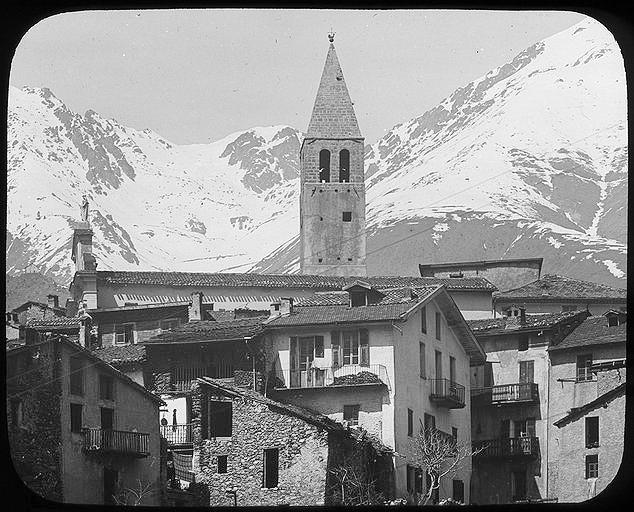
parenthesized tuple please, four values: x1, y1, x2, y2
(299, 33, 367, 276)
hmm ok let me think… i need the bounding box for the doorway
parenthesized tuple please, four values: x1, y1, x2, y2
(103, 468, 118, 505)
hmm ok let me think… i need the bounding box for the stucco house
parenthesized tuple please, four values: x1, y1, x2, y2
(468, 310, 590, 504)
(547, 311, 627, 502)
(7, 334, 164, 505)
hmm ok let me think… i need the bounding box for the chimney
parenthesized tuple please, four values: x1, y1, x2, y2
(47, 294, 59, 309)
(188, 292, 203, 322)
(269, 302, 281, 319)
(280, 297, 294, 316)
(519, 307, 526, 326)
(66, 299, 78, 318)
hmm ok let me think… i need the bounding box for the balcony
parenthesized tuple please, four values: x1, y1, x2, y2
(471, 383, 539, 406)
(170, 366, 233, 392)
(82, 428, 150, 458)
(161, 424, 193, 446)
(274, 364, 390, 390)
(429, 378, 466, 409)
(473, 436, 539, 460)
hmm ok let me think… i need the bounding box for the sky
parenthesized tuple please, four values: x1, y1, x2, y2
(9, 9, 589, 145)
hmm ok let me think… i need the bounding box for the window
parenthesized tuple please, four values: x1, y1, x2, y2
(421, 306, 427, 333)
(518, 334, 529, 351)
(69, 354, 84, 396)
(342, 211, 352, 222)
(406, 465, 415, 494)
(10, 398, 23, 428)
(99, 375, 115, 401)
(577, 354, 593, 382)
(449, 356, 456, 383)
(217, 455, 228, 474)
(607, 314, 619, 327)
(407, 409, 414, 437)
(350, 291, 367, 307)
(205, 400, 232, 438)
(435, 350, 442, 380)
(290, 336, 325, 372)
(424, 413, 436, 432)
(319, 149, 330, 183)
(562, 304, 578, 312)
(343, 405, 360, 426)
(70, 403, 83, 433)
(419, 343, 426, 378)
(331, 330, 369, 367)
(263, 448, 279, 488)
(160, 318, 180, 330)
(586, 417, 599, 448)
(519, 360, 534, 384)
(339, 149, 350, 183)
(101, 407, 114, 430)
(585, 454, 598, 478)
(452, 479, 465, 503)
(435, 312, 441, 340)
(115, 323, 134, 345)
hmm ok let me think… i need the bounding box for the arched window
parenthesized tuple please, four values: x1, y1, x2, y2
(339, 149, 350, 183)
(319, 149, 331, 183)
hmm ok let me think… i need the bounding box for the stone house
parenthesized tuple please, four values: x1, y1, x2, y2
(7, 335, 164, 505)
(493, 274, 626, 316)
(189, 377, 393, 506)
(6, 295, 68, 342)
(547, 311, 627, 502)
(262, 281, 486, 501)
(468, 310, 590, 504)
(419, 257, 543, 293)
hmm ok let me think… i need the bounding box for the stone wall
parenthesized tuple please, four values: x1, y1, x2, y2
(7, 343, 63, 501)
(190, 383, 330, 506)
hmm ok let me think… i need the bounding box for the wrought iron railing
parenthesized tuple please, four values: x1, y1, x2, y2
(473, 436, 539, 459)
(429, 378, 466, 407)
(275, 364, 390, 390)
(82, 428, 150, 457)
(161, 424, 193, 445)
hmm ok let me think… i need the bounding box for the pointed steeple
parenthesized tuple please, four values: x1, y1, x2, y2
(306, 39, 362, 139)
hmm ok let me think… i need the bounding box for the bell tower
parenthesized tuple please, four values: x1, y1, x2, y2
(299, 33, 367, 276)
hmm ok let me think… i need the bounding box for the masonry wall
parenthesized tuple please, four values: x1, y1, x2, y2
(494, 301, 625, 317)
(7, 343, 63, 501)
(448, 291, 494, 320)
(58, 343, 162, 505)
(190, 384, 331, 506)
(420, 261, 541, 293)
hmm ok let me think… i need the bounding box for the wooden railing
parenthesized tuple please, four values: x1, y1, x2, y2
(171, 365, 234, 392)
(429, 378, 466, 408)
(161, 424, 193, 445)
(491, 383, 539, 404)
(275, 364, 390, 390)
(473, 436, 539, 459)
(82, 428, 150, 457)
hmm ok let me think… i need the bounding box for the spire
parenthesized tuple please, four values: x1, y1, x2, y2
(306, 37, 362, 139)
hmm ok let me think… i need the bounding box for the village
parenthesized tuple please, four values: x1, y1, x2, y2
(6, 31, 627, 507)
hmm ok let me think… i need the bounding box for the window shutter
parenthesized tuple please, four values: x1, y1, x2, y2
(290, 337, 297, 370)
(527, 361, 534, 383)
(315, 336, 324, 358)
(526, 417, 536, 437)
(359, 329, 369, 366)
(501, 419, 510, 438)
(331, 331, 340, 367)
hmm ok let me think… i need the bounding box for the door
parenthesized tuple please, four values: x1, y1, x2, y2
(101, 407, 114, 449)
(511, 470, 527, 501)
(103, 468, 118, 505)
(518, 360, 534, 399)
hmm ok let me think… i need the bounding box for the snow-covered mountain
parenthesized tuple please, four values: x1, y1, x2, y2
(254, 18, 627, 287)
(6, 17, 627, 289)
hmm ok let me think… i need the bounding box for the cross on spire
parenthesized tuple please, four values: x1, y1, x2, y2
(328, 30, 335, 43)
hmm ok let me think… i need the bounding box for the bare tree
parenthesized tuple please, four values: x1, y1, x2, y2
(112, 478, 157, 506)
(410, 422, 486, 505)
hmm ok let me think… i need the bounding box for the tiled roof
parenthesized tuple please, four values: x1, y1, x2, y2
(549, 315, 627, 352)
(144, 317, 268, 345)
(96, 271, 496, 292)
(11, 301, 66, 315)
(265, 291, 439, 328)
(25, 317, 82, 331)
(494, 274, 626, 302)
(197, 377, 392, 454)
(295, 286, 438, 307)
(467, 311, 586, 335)
(92, 344, 147, 368)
